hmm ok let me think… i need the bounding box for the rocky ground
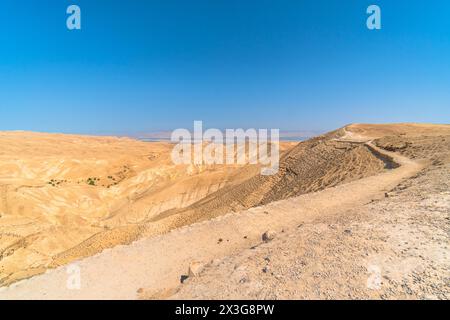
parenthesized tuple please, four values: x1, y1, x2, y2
(170, 134, 450, 299)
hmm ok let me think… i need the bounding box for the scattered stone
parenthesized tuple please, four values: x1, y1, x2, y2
(188, 261, 205, 277)
(385, 192, 389, 198)
(180, 275, 189, 283)
(217, 238, 223, 244)
(262, 230, 276, 242)
(211, 258, 221, 267)
(239, 277, 249, 284)
(264, 211, 269, 215)
(344, 229, 352, 235)
(262, 266, 270, 273)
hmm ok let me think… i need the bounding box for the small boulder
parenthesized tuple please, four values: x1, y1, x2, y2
(262, 230, 276, 242)
(211, 258, 222, 267)
(180, 275, 189, 283)
(188, 261, 206, 277)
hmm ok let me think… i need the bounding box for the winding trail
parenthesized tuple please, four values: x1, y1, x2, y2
(0, 140, 425, 299)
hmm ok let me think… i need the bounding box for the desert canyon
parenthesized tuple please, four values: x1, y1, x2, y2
(0, 123, 449, 299)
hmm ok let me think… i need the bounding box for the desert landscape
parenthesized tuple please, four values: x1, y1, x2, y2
(0, 123, 448, 299)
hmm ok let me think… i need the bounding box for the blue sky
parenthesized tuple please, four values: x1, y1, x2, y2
(0, 0, 449, 135)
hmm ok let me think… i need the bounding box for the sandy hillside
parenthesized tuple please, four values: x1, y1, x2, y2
(0, 131, 293, 285)
(45, 126, 392, 270)
(0, 123, 448, 299)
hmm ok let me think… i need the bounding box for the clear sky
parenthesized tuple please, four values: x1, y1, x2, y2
(0, 0, 449, 135)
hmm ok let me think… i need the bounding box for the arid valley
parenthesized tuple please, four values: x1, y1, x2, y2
(0, 123, 448, 299)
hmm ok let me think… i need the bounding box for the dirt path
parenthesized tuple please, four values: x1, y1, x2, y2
(172, 160, 449, 299)
(0, 141, 424, 299)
